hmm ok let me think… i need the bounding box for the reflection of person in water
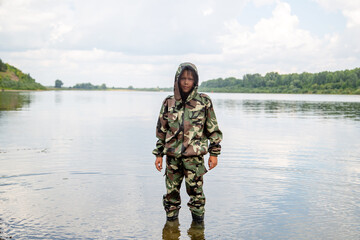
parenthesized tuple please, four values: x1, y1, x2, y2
(187, 221, 205, 240)
(162, 219, 205, 240)
(162, 219, 180, 240)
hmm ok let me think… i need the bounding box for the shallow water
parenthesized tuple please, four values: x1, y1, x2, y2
(0, 91, 359, 239)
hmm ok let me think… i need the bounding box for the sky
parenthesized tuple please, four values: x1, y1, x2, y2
(0, 0, 359, 88)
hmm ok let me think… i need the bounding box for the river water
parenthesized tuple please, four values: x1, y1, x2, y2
(0, 91, 359, 239)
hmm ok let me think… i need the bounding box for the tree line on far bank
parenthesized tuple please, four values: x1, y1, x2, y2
(54, 80, 107, 90)
(72, 82, 107, 89)
(199, 67, 360, 94)
(2, 57, 360, 94)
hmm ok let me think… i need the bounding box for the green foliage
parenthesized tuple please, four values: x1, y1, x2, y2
(55, 79, 64, 88)
(73, 82, 107, 90)
(0, 62, 45, 90)
(0, 58, 7, 72)
(199, 68, 360, 94)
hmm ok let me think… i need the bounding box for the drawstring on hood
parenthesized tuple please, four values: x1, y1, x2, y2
(174, 62, 199, 102)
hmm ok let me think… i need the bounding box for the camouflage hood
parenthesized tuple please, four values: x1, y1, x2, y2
(174, 62, 199, 101)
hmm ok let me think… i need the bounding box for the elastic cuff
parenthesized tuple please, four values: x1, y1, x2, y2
(209, 153, 218, 157)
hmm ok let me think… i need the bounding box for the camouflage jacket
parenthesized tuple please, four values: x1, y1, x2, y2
(152, 63, 222, 158)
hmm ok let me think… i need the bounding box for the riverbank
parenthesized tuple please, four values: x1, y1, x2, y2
(2, 87, 360, 95)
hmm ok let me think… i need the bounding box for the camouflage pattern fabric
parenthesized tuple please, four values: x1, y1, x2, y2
(163, 156, 207, 217)
(152, 63, 222, 158)
(153, 62, 223, 219)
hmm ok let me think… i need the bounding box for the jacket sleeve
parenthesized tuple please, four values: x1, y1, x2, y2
(152, 98, 169, 157)
(204, 97, 223, 156)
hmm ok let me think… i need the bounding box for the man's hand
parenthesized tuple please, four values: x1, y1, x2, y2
(208, 155, 218, 170)
(155, 156, 163, 172)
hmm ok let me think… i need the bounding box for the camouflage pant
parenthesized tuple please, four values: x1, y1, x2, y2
(163, 155, 208, 217)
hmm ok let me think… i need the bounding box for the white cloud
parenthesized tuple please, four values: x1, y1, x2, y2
(0, 0, 76, 50)
(313, 0, 360, 64)
(342, 8, 360, 28)
(1, 48, 217, 87)
(314, 0, 360, 28)
(203, 7, 214, 16)
(0, 0, 359, 87)
(50, 22, 73, 43)
(218, 1, 336, 75)
(0, 0, 230, 54)
(252, 0, 277, 7)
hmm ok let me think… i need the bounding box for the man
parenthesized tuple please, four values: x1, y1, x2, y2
(153, 62, 222, 223)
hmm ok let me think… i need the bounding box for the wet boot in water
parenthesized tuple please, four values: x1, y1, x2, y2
(191, 212, 204, 224)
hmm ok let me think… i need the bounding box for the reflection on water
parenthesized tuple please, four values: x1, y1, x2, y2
(162, 220, 205, 240)
(0, 92, 31, 111)
(0, 91, 359, 239)
(187, 221, 205, 240)
(215, 99, 360, 120)
(162, 220, 181, 240)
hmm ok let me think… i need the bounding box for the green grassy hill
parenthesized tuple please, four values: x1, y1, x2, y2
(0, 59, 45, 90)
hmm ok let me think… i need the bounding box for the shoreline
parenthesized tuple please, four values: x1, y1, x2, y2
(1, 88, 360, 95)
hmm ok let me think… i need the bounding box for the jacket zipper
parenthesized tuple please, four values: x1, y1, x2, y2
(181, 101, 186, 155)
